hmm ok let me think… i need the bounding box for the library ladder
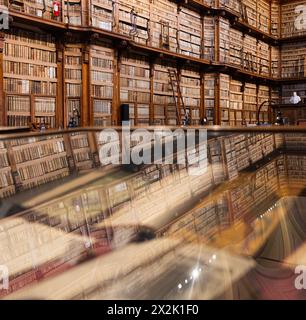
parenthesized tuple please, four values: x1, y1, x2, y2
(168, 69, 187, 125)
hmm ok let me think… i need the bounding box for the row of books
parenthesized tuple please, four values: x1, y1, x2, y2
(8, 0, 305, 42)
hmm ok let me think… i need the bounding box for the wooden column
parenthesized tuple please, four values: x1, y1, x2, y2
(214, 16, 220, 63)
(81, 44, 90, 126)
(214, 74, 220, 125)
(56, 39, 65, 128)
(241, 82, 245, 125)
(81, 0, 90, 26)
(113, 0, 119, 33)
(200, 71, 205, 122)
(0, 32, 4, 126)
(149, 58, 154, 125)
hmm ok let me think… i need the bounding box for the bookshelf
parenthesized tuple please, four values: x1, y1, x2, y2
(220, 74, 230, 126)
(271, 0, 280, 37)
(151, 0, 178, 52)
(8, 0, 62, 21)
(180, 67, 201, 125)
(91, 43, 114, 126)
(271, 45, 280, 78)
(90, 0, 114, 31)
(220, 17, 230, 64)
(3, 28, 57, 128)
(258, 85, 270, 123)
(204, 73, 215, 125)
(0, 141, 15, 198)
(203, 16, 215, 61)
(229, 78, 243, 126)
(243, 82, 257, 124)
(258, 40, 269, 75)
(90, 0, 115, 31)
(243, 35, 257, 73)
(153, 59, 176, 125)
(257, 0, 270, 34)
(281, 0, 306, 38)
(118, 0, 150, 45)
(281, 42, 305, 79)
(64, 0, 82, 25)
(64, 44, 82, 127)
(244, 0, 257, 28)
(178, 7, 201, 58)
(120, 52, 150, 126)
(229, 28, 243, 67)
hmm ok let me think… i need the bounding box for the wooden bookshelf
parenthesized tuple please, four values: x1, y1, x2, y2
(91, 42, 114, 126)
(180, 67, 201, 125)
(90, 0, 114, 31)
(3, 28, 57, 128)
(153, 59, 176, 125)
(64, 43, 82, 127)
(0, 0, 306, 127)
(120, 52, 150, 126)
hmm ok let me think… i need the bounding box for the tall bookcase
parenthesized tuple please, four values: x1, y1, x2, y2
(3, 29, 57, 128)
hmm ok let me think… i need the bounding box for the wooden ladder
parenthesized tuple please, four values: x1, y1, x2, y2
(168, 69, 187, 125)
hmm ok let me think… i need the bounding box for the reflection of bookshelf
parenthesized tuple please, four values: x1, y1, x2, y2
(3, 29, 57, 128)
(120, 52, 150, 126)
(90, 0, 113, 30)
(91, 44, 113, 126)
(209, 138, 226, 185)
(70, 133, 93, 170)
(9, 137, 69, 190)
(65, 44, 82, 127)
(0, 141, 15, 198)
